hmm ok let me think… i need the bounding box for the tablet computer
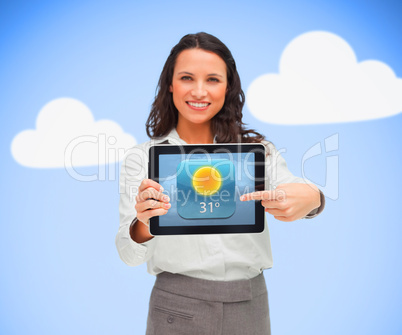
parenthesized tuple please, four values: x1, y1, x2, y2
(148, 143, 265, 235)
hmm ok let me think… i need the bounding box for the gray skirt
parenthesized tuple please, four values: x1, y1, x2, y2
(146, 272, 271, 335)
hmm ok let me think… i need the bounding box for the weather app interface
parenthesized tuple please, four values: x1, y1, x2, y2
(158, 152, 256, 227)
(176, 159, 236, 219)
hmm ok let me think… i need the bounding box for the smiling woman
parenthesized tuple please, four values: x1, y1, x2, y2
(169, 48, 227, 143)
(116, 32, 324, 335)
(145, 32, 265, 144)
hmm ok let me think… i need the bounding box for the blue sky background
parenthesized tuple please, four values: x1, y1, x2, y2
(1, 0, 401, 334)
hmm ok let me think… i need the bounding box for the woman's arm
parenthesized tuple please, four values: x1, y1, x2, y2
(240, 183, 321, 222)
(115, 144, 170, 266)
(240, 141, 325, 222)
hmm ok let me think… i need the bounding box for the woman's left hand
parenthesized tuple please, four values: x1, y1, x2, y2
(240, 183, 321, 222)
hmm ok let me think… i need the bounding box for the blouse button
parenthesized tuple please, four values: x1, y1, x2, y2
(167, 315, 174, 323)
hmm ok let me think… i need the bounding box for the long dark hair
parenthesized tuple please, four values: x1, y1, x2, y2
(146, 32, 265, 143)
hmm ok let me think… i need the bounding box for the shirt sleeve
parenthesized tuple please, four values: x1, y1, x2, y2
(263, 141, 325, 218)
(115, 144, 156, 266)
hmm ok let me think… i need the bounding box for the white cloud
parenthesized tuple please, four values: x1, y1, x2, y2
(246, 31, 402, 124)
(11, 98, 136, 168)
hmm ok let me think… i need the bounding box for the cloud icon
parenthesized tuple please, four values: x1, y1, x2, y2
(11, 98, 136, 168)
(246, 31, 402, 124)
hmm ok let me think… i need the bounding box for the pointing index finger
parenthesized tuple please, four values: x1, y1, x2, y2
(240, 191, 276, 201)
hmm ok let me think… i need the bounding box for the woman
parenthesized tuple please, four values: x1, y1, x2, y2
(116, 32, 324, 335)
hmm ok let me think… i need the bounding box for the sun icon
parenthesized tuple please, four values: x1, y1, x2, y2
(192, 165, 222, 196)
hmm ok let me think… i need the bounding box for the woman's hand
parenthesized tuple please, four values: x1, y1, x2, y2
(240, 183, 321, 222)
(130, 179, 171, 243)
(135, 179, 171, 225)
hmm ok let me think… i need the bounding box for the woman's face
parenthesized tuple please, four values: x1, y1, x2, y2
(170, 48, 227, 128)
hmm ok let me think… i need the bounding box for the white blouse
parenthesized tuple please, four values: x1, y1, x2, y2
(115, 129, 320, 281)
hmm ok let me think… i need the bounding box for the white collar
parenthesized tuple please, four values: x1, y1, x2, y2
(156, 128, 217, 145)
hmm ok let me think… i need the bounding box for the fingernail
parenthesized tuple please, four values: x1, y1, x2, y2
(240, 195, 244, 201)
(164, 203, 171, 209)
(160, 186, 164, 192)
(163, 195, 169, 202)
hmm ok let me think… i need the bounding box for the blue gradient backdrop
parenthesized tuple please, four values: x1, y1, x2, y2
(1, 1, 401, 334)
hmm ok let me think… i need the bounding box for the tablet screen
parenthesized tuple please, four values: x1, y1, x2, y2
(149, 144, 265, 235)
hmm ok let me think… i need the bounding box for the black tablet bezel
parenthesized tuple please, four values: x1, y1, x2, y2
(148, 143, 265, 235)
